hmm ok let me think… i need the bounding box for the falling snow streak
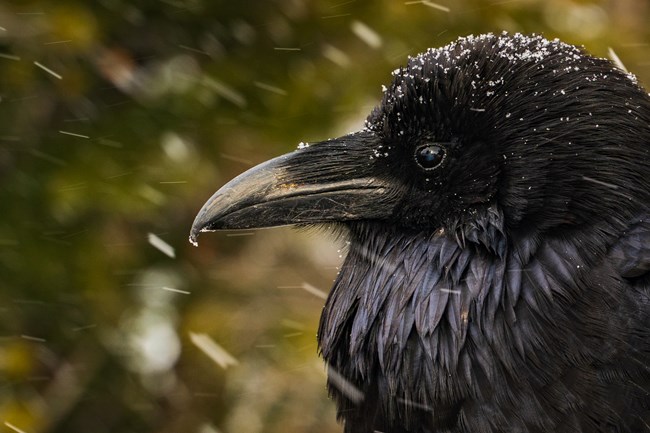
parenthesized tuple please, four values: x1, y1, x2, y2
(0, 53, 20, 60)
(72, 324, 97, 332)
(59, 131, 89, 139)
(178, 45, 210, 56)
(219, 153, 253, 165)
(320, 14, 352, 19)
(326, 0, 357, 8)
(326, 364, 364, 404)
(160, 286, 190, 295)
(277, 283, 328, 299)
(44, 40, 72, 45)
(30, 149, 66, 166)
(322, 44, 351, 67)
(405, 0, 451, 12)
(147, 233, 175, 258)
(33, 61, 62, 79)
(608, 47, 628, 73)
(202, 77, 246, 108)
(253, 81, 287, 96)
(301, 282, 328, 299)
(197, 423, 223, 433)
(21, 334, 46, 342)
(582, 176, 620, 190)
(350, 21, 382, 49)
(189, 332, 238, 369)
(397, 397, 434, 412)
(4, 422, 27, 433)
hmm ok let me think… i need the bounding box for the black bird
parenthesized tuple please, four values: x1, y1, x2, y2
(190, 33, 650, 432)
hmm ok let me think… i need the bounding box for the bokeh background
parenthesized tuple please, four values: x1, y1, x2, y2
(0, 1, 648, 432)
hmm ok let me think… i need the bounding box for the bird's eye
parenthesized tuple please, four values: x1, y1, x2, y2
(415, 144, 446, 170)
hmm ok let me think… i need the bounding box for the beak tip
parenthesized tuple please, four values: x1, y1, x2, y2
(189, 215, 209, 246)
(190, 209, 225, 246)
(190, 199, 220, 246)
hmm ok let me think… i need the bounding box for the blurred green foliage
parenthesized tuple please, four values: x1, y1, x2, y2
(0, 1, 648, 432)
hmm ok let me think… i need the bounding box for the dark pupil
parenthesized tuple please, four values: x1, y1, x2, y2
(416, 144, 445, 169)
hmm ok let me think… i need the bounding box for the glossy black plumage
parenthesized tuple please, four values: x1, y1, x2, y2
(190, 33, 650, 432)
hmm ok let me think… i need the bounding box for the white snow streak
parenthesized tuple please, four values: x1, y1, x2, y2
(607, 47, 628, 73)
(148, 233, 176, 258)
(34, 61, 62, 79)
(189, 332, 239, 369)
(350, 20, 382, 49)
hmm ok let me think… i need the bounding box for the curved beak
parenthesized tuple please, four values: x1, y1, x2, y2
(189, 131, 398, 245)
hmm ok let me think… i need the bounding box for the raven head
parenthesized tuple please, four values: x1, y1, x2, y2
(191, 32, 649, 246)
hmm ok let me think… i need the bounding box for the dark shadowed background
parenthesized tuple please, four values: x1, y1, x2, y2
(0, 1, 648, 432)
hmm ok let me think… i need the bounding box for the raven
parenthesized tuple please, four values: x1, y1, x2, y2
(190, 33, 650, 432)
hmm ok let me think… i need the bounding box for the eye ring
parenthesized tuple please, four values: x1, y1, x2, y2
(415, 143, 446, 170)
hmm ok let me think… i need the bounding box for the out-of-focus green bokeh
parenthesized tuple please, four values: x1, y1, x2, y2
(0, 1, 648, 432)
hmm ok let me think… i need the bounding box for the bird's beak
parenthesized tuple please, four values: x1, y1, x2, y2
(190, 131, 397, 244)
